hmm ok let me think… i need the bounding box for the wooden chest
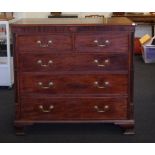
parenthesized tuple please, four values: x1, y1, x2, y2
(11, 17, 135, 134)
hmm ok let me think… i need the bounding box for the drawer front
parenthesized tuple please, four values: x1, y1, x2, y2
(75, 32, 128, 52)
(21, 97, 127, 120)
(19, 53, 128, 72)
(17, 34, 72, 52)
(20, 74, 128, 95)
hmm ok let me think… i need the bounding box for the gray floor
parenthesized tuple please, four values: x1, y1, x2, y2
(0, 55, 155, 142)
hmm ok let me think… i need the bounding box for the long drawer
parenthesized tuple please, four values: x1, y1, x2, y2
(17, 34, 72, 52)
(75, 32, 129, 53)
(19, 53, 128, 72)
(20, 97, 128, 120)
(19, 74, 128, 95)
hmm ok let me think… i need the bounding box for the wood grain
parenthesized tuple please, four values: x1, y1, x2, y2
(12, 18, 135, 134)
(18, 53, 128, 72)
(21, 97, 127, 120)
(19, 74, 128, 95)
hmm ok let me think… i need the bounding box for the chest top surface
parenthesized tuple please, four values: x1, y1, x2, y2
(11, 17, 134, 26)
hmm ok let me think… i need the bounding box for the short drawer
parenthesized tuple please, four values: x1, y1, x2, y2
(75, 32, 128, 53)
(20, 97, 128, 120)
(19, 53, 128, 72)
(17, 34, 72, 52)
(20, 74, 128, 95)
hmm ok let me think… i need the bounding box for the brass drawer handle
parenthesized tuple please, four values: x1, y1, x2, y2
(94, 81, 109, 89)
(94, 39, 110, 47)
(36, 40, 52, 48)
(94, 59, 110, 67)
(39, 105, 54, 113)
(38, 81, 54, 89)
(94, 105, 109, 113)
(37, 60, 53, 67)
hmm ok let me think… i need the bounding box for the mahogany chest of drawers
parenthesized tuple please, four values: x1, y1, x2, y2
(11, 17, 135, 135)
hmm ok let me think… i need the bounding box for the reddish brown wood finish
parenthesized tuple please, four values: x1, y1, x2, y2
(11, 18, 135, 134)
(19, 53, 128, 72)
(17, 34, 72, 52)
(21, 97, 127, 120)
(19, 74, 128, 95)
(75, 32, 129, 53)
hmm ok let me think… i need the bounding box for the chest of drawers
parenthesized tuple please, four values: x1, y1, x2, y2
(11, 18, 135, 135)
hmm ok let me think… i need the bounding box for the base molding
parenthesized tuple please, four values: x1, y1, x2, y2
(115, 120, 135, 135)
(14, 122, 34, 135)
(14, 120, 135, 135)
